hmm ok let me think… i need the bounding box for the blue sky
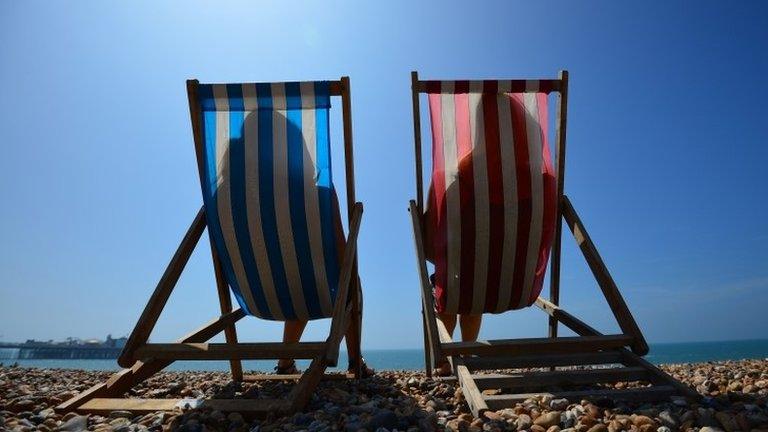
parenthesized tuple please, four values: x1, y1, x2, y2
(1, 1, 766, 349)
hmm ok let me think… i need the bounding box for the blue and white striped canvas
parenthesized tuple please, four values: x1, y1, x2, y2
(195, 81, 340, 321)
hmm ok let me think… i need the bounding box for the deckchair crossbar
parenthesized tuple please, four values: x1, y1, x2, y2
(77, 398, 291, 416)
(196, 80, 347, 96)
(414, 79, 563, 94)
(471, 367, 651, 389)
(463, 351, 624, 370)
(484, 386, 678, 410)
(134, 342, 327, 361)
(441, 334, 634, 357)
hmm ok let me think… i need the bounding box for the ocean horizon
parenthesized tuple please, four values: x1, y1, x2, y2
(2, 338, 767, 372)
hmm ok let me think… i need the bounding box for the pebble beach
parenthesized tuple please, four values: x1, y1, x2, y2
(2, 360, 768, 432)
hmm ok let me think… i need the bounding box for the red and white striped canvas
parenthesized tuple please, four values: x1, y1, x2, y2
(424, 80, 557, 315)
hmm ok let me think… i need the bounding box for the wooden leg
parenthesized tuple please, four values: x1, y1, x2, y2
(288, 356, 329, 412)
(409, 200, 443, 365)
(548, 215, 563, 340)
(550, 71, 569, 339)
(211, 247, 243, 381)
(337, 279, 363, 378)
(422, 309, 433, 378)
(348, 281, 364, 379)
(325, 203, 363, 366)
(548, 310, 559, 371)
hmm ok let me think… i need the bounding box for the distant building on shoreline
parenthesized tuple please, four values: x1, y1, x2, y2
(0, 334, 127, 360)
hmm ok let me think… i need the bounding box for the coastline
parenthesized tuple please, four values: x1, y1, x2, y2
(2, 359, 767, 432)
(4, 339, 768, 372)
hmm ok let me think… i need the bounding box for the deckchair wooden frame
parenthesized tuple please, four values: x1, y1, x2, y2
(57, 77, 364, 417)
(409, 70, 697, 416)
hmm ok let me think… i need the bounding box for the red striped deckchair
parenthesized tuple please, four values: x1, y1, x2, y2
(423, 80, 557, 315)
(409, 71, 698, 416)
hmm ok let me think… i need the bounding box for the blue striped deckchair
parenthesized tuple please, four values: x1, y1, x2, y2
(59, 77, 364, 417)
(196, 81, 346, 322)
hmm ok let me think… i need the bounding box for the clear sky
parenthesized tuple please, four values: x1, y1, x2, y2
(1, 1, 766, 349)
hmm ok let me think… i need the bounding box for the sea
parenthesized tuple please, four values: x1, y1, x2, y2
(1, 339, 767, 372)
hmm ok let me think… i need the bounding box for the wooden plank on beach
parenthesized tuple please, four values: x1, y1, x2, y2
(442, 335, 633, 357)
(289, 356, 330, 412)
(464, 351, 623, 370)
(471, 367, 650, 389)
(134, 342, 326, 360)
(78, 398, 291, 415)
(242, 372, 353, 381)
(78, 398, 180, 414)
(483, 385, 677, 410)
(455, 357, 489, 417)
